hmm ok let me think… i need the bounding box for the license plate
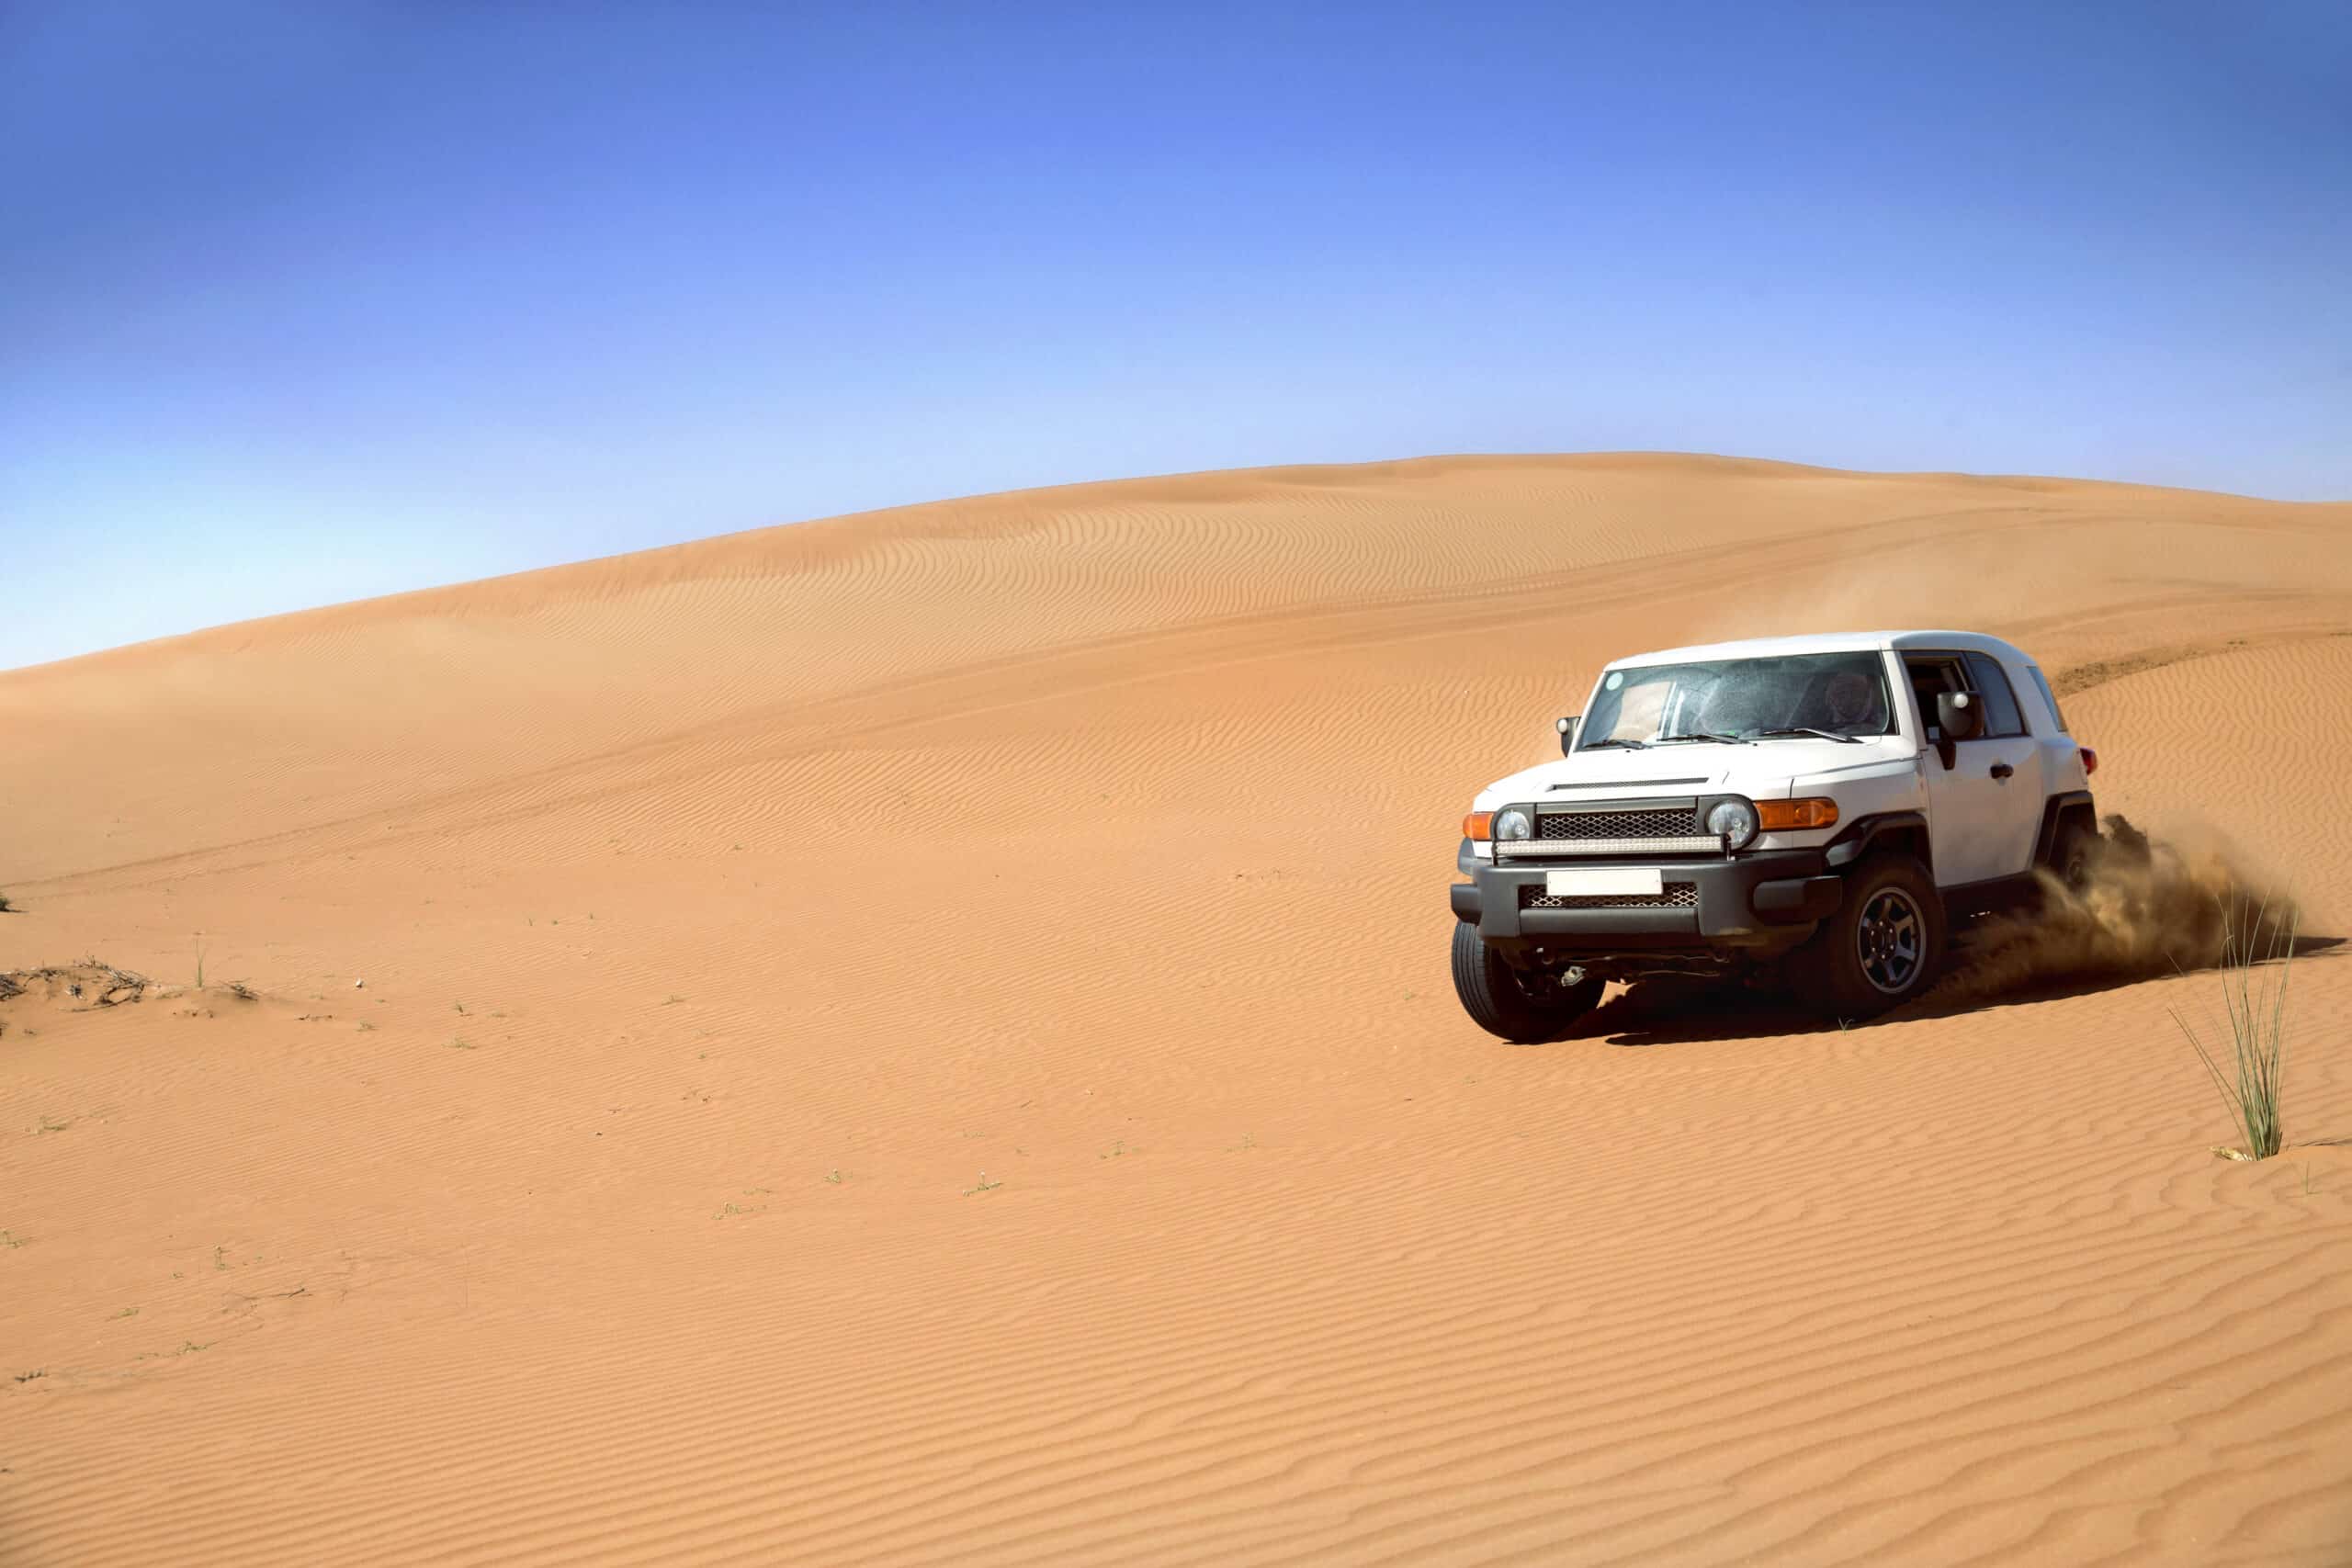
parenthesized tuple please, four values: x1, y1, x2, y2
(1546, 868, 1664, 897)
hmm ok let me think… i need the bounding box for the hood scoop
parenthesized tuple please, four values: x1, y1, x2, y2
(1548, 777, 1707, 791)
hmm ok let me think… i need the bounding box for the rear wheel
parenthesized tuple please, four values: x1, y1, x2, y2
(2050, 818, 2098, 894)
(1450, 921, 1604, 1043)
(1789, 854, 1943, 1021)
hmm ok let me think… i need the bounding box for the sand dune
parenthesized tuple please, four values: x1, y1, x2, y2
(4, 454, 2349, 1565)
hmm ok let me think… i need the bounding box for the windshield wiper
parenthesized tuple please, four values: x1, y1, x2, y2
(1580, 738, 1648, 750)
(1655, 731, 1748, 745)
(1753, 727, 1860, 744)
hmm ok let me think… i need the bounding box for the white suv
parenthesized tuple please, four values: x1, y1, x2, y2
(1451, 630, 2098, 1037)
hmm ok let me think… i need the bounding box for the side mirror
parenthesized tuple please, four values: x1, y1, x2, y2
(1937, 691, 1984, 740)
(1933, 691, 1982, 770)
(1556, 715, 1578, 756)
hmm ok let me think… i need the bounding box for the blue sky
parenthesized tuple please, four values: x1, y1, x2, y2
(5, 1, 2347, 670)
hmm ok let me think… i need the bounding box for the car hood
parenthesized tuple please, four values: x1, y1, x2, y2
(1473, 738, 1913, 807)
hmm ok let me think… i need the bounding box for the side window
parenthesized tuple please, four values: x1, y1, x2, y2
(1904, 655, 1965, 739)
(2026, 664, 2069, 734)
(1963, 652, 2026, 738)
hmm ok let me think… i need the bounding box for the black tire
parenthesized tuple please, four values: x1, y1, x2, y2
(2050, 818, 2097, 895)
(1788, 853, 1944, 1022)
(1450, 920, 1604, 1043)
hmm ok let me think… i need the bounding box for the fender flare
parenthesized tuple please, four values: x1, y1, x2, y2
(2033, 791, 2098, 868)
(1824, 809, 1929, 871)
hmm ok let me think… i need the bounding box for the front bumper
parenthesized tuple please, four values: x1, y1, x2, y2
(1450, 839, 1839, 952)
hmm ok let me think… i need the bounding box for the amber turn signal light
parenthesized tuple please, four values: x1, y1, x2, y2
(1756, 797, 1838, 831)
(1463, 811, 1494, 840)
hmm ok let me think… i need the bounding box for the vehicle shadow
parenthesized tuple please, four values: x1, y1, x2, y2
(1572, 933, 2344, 1048)
(1568, 977, 1826, 1047)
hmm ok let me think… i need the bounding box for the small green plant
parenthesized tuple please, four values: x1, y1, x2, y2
(1100, 1139, 1131, 1159)
(662, 994, 686, 1006)
(963, 1172, 1001, 1195)
(176, 1339, 210, 1356)
(194, 935, 207, 988)
(453, 1000, 467, 1014)
(824, 1168, 843, 1185)
(37, 1114, 70, 1135)
(0, 1230, 28, 1250)
(112, 1306, 140, 1320)
(2177, 897, 2298, 1161)
(0, 892, 14, 913)
(450, 1037, 477, 1050)
(356, 1020, 375, 1032)
(213, 1246, 229, 1272)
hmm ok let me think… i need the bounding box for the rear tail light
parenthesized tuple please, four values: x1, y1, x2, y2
(2080, 746, 2099, 776)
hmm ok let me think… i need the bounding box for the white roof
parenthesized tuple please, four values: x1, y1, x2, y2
(1609, 629, 2032, 669)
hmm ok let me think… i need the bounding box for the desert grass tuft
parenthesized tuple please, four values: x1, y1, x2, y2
(2175, 892, 2297, 1160)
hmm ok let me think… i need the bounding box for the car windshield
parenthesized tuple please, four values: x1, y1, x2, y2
(1580, 653, 1897, 747)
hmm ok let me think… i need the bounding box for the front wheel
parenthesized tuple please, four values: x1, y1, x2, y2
(1450, 920, 1604, 1043)
(1788, 854, 1944, 1021)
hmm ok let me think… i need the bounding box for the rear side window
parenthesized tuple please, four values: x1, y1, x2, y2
(2026, 664, 2069, 734)
(1962, 652, 2027, 738)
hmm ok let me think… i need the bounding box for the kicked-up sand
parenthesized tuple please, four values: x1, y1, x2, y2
(3, 454, 2350, 1564)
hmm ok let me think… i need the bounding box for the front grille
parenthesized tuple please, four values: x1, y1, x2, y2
(1498, 798, 1715, 859)
(1536, 806, 1698, 840)
(1521, 882, 1699, 910)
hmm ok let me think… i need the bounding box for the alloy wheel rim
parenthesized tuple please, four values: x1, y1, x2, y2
(1856, 887, 1924, 994)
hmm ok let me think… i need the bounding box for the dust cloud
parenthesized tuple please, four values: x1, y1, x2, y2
(1936, 816, 2301, 1003)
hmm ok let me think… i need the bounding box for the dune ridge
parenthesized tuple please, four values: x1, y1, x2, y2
(4, 454, 2349, 1565)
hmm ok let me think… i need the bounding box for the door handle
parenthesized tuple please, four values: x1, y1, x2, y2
(1990, 761, 2014, 780)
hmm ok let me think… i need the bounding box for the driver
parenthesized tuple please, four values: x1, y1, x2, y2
(1824, 671, 1881, 731)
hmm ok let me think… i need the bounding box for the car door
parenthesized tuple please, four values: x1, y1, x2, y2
(1905, 651, 2043, 887)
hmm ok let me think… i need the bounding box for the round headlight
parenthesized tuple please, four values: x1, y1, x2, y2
(1494, 806, 1536, 841)
(1705, 799, 1758, 848)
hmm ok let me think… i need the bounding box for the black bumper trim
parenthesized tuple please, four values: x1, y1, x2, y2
(1458, 847, 1832, 949)
(1754, 874, 1842, 922)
